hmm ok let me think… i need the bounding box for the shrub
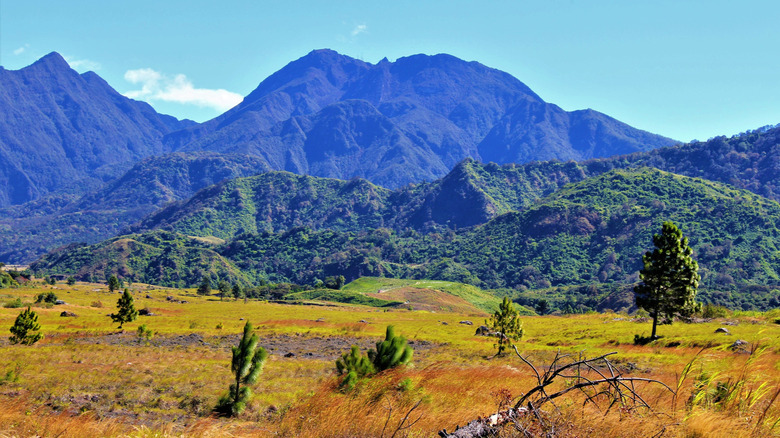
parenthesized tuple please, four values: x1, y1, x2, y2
(137, 324, 154, 341)
(700, 303, 729, 319)
(3, 298, 24, 309)
(335, 325, 413, 391)
(35, 292, 58, 304)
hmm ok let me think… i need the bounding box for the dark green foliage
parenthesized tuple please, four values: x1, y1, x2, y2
(66, 276, 76, 286)
(487, 297, 524, 355)
(324, 275, 346, 290)
(9, 306, 43, 345)
(137, 324, 154, 341)
(700, 303, 729, 319)
(214, 322, 268, 417)
(107, 275, 120, 293)
(110, 289, 138, 329)
(284, 290, 401, 307)
(335, 345, 376, 391)
(31, 168, 780, 311)
(368, 325, 414, 372)
(197, 276, 212, 296)
(218, 280, 230, 300)
(335, 325, 413, 391)
(231, 283, 243, 299)
(635, 222, 700, 339)
(35, 292, 58, 304)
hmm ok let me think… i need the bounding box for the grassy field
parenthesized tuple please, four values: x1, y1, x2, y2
(1, 281, 779, 437)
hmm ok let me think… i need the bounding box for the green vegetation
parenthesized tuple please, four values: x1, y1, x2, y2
(214, 322, 268, 417)
(335, 325, 413, 391)
(197, 276, 212, 296)
(35, 291, 58, 304)
(30, 168, 780, 311)
(284, 289, 401, 307)
(635, 222, 700, 340)
(108, 274, 120, 292)
(486, 297, 524, 355)
(110, 289, 138, 329)
(9, 306, 43, 345)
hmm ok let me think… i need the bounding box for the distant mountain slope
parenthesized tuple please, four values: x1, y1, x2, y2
(0, 52, 194, 206)
(136, 159, 589, 238)
(0, 152, 269, 263)
(133, 125, 780, 241)
(32, 168, 780, 310)
(138, 171, 391, 238)
(166, 49, 677, 187)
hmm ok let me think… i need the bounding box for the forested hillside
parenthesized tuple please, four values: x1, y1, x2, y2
(32, 169, 780, 310)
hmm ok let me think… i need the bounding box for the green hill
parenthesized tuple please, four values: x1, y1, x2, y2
(31, 168, 780, 311)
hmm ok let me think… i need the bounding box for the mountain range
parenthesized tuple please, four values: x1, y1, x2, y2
(0, 49, 681, 263)
(0, 49, 674, 208)
(0, 52, 194, 206)
(4, 49, 780, 313)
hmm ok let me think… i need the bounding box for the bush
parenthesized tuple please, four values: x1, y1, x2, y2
(137, 324, 154, 341)
(3, 298, 24, 309)
(335, 325, 413, 391)
(35, 292, 58, 304)
(700, 303, 729, 319)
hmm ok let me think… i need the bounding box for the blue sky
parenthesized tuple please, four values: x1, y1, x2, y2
(1, 0, 778, 142)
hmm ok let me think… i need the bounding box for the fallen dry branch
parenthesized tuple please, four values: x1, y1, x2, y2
(439, 349, 675, 438)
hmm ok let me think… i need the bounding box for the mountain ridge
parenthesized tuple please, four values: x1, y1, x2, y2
(0, 51, 193, 206)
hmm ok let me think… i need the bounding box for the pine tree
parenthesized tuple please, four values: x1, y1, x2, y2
(487, 296, 524, 355)
(197, 276, 212, 296)
(215, 322, 268, 416)
(635, 221, 700, 340)
(111, 288, 138, 329)
(368, 325, 414, 371)
(335, 325, 413, 391)
(335, 345, 376, 391)
(107, 275, 120, 293)
(218, 280, 230, 301)
(231, 283, 243, 299)
(9, 306, 43, 345)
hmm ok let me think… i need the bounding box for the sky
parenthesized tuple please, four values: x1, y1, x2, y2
(1, 0, 779, 142)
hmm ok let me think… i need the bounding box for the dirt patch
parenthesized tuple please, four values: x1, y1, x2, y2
(62, 332, 437, 360)
(367, 287, 484, 314)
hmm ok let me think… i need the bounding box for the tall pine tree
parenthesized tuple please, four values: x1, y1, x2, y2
(111, 288, 138, 329)
(635, 221, 700, 339)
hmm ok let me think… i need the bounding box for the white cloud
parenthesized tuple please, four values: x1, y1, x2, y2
(123, 68, 243, 111)
(351, 24, 367, 37)
(64, 56, 101, 71)
(13, 44, 29, 55)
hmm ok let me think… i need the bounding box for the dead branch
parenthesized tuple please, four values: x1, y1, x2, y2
(439, 349, 675, 438)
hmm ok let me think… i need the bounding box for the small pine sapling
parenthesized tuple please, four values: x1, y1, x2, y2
(111, 288, 138, 329)
(368, 325, 414, 371)
(335, 345, 376, 391)
(334, 325, 413, 392)
(215, 322, 268, 417)
(9, 306, 43, 345)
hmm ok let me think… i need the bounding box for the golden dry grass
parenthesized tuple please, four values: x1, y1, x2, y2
(1, 282, 779, 437)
